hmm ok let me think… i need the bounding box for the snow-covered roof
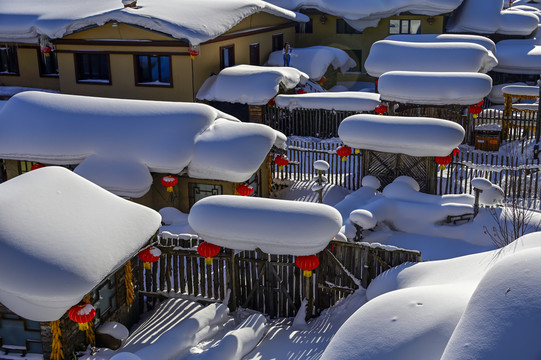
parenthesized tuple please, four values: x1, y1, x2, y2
(385, 34, 496, 53)
(188, 195, 342, 256)
(266, 46, 356, 80)
(196, 65, 309, 105)
(0, 92, 285, 197)
(0, 0, 308, 45)
(493, 35, 541, 74)
(502, 84, 540, 97)
(365, 40, 498, 78)
(447, 0, 540, 36)
(274, 91, 381, 111)
(0, 166, 161, 321)
(265, 0, 463, 31)
(378, 71, 492, 105)
(338, 114, 465, 157)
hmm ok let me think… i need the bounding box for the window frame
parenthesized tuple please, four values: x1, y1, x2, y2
(295, 17, 313, 34)
(220, 45, 235, 70)
(389, 19, 422, 34)
(272, 34, 284, 52)
(74, 52, 111, 85)
(0, 45, 19, 76)
(134, 53, 173, 87)
(37, 48, 59, 78)
(249, 43, 260, 66)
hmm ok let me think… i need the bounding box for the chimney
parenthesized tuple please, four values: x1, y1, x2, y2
(122, 0, 137, 8)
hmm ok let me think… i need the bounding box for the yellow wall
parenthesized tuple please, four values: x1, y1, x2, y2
(0, 46, 60, 91)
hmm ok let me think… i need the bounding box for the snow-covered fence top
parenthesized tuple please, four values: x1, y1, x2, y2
(378, 71, 492, 105)
(0, 91, 286, 198)
(274, 91, 380, 112)
(502, 84, 539, 97)
(364, 40, 498, 78)
(196, 65, 309, 105)
(338, 114, 464, 157)
(0, 0, 308, 44)
(188, 195, 342, 256)
(0, 166, 161, 321)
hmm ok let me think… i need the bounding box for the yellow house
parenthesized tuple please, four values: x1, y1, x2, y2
(0, 0, 308, 102)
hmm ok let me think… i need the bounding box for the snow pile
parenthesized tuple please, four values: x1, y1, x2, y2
(487, 82, 528, 104)
(338, 114, 465, 157)
(0, 0, 308, 44)
(0, 91, 285, 197)
(265, 0, 463, 31)
(266, 46, 356, 80)
(378, 71, 492, 105)
(196, 65, 309, 105)
(274, 91, 380, 111)
(188, 195, 342, 255)
(320, 231, 541, 360)
(502, 84, 540, 97)
(0, 86, 59, 98)
(494, 35, 541, 74)
(447, 0, 540, 36)
(386, 34, 496, 52)
(0, 166, 161, 321)
(364, 40, 498, 77)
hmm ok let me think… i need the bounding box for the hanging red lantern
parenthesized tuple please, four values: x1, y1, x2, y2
(30, 163, 45, 171)
(297, 88, 307, 94)
(236, 184, 254, 196)
(452, 147, 460, 156)
(468, 105, 483, 118)
(40, 46, 52, 56)
(435, 155, 452, 170)
(138, 246, 161, 270)
(68, 303, 96, 331)
(296, 255, 319, 277)
(197, 241, 221, 265)
(375, 104, 387, 115)
(274, 155, 289, 170)
(476, 99, 484, 106)
(161, 175, 178, 193)
(318, 76, 327, 85)
(188, 44, 200, 60)
(336, 145, 352, 161)
(268, 98, 275, 106)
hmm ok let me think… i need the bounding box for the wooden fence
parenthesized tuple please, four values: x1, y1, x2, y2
(142, 236, 420, 319)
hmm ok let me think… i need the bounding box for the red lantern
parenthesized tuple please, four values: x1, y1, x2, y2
(336, 145, 352, 161)
(197, 241, 221, 265)
(468, 105, 482, 118)
(297, 88, 307, 94)
(268, 98, 275, 106)
(318, 76, 327, 85)
(236, 184, 254, 196)
(435, 155, 452, 170)
(296, 255, 319, 277)
(40, 46, 51, 56)
(161, 175, 178, 193)
(30, 163, 45, 171)
(68, 303, 96, 331)
(188, 45, 200, 60)
(452, 147, 460, 156)
(476, 99, 484, 106)
(274, 155, 289, 170)
(375, 104, 387, 115)
(138, 246, 161, 270)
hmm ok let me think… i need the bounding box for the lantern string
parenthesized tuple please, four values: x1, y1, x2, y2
(50, 320, 64, 360)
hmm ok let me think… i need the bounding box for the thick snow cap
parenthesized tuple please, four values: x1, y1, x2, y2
(494, 37, 541, 74)
(386, 34, 496, 52)
(365, 40, 498, 77)
(378, 71, 492, 105)
(0, 0, 308, 44)
(0, 92, 285, 197)
(338, 114, 465, 157)
(0, 167, 161, 321)
(188, 195, 342, 255)
(196, 65, 309, 105)
(274, 91, 381, 111)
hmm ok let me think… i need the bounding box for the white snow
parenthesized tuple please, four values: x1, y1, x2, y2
(0, 166, 161, 321)
(502, 84, 539, 97)
(188, 195, 342, 255)
(274, 91, 381, 111)
(364, 40, 498, 77)
(488, 82, 529, 104)
(378, 71, 492, 105)
(196, 65, 309, 105)
(494, 36, 541, 74)
(0, 0, 308, 45)
(338, 114, 465, 157)
(0, 92, 284, 197)
(386, 34, 496, 52)
(266, 46, 356, 80)
(97, 322, 130, 341)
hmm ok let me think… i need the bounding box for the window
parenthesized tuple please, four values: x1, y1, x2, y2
(90, 274, 117, 326)
(249, 43, 260, 66)
(0, 46, 19, 75)
(272, 34, 283, 52)
(349, 49, 363, 72)
(336, 19, 361, 34)
(75, 53, 110, 83)
(295, 18, 313, 33)
(0, 312, 42, 354)
(220, 45, 235, 69)
(38, 50, 58, 77)
(135, 54, 171, 85)
(389, 19, 421, 34)
(188, 182, 223, 208)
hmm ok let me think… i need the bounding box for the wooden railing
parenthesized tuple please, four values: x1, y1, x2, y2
(142, 237, 420, 319)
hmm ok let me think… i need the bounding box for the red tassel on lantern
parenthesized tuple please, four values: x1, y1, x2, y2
(138, 246, 161, 270)
(336, 145, 352, 161)
(161, 175, 178, 193)
(68, 303, 96, 331)
(296, 255, 319, 277)
(274, 155, 289, 170)
(197, 241, 221, 265)
(435, 155, 452, 170)
(236, 184, 254, 196)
